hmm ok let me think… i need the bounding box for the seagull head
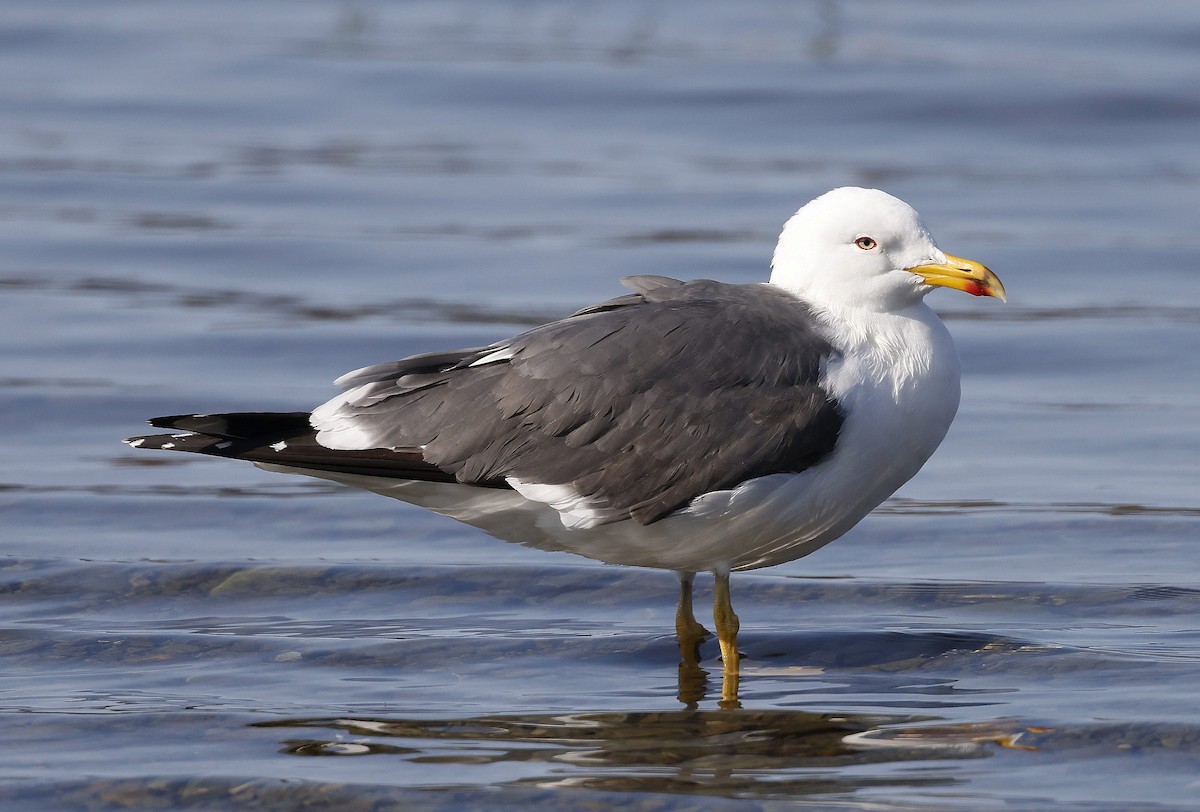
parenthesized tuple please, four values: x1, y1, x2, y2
(769, 187, 1006, 312)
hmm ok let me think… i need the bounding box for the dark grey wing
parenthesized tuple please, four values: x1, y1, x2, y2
(314, 278, 845, 525)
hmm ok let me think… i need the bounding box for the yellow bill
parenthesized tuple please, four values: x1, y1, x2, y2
(908, 254, 1006, 302)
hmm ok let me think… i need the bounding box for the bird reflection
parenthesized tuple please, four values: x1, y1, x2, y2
(253, 709, 1041, 800)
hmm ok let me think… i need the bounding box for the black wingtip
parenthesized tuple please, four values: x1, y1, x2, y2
(144, 412, 312, 441)
(147, 414, 198, 430)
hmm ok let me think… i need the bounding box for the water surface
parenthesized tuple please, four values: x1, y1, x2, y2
(2, 1, 1199, 809)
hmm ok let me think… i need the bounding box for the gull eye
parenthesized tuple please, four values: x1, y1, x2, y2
(854, 236, 878, 250)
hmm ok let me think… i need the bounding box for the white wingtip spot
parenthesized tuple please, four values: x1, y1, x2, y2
(161, 442, 175, 449)
(270, 441, 288, 451)
(126, 438, 145, 448)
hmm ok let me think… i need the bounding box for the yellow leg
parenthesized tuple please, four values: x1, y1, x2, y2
(675, 572, 710, 650)
(675, 572, 709, 708)
(713, 570, 741, 709)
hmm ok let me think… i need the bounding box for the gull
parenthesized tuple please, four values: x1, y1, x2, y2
(127, 187, 1005, 705)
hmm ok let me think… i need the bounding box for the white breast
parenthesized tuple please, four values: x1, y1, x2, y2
(685, 300, 962, 571)
(803, 301, 962, 534)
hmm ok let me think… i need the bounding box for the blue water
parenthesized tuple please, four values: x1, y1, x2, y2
(2, 1, 1200, 809)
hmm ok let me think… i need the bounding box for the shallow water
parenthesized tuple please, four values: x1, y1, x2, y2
(2, 1, 1200, 809)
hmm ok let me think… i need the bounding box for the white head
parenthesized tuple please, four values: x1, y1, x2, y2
(769, 187, 1004, 312)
